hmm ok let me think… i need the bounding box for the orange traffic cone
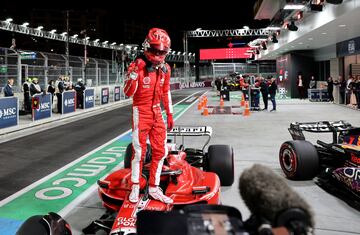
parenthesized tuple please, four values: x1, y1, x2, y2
(203, 97, 208, 107)
(202, 106, 209, 116)
(220, 96, 224, 107)
(243, 101, 250, 116)
(240, 93, 245, 107)
(197, 99, 203, 110)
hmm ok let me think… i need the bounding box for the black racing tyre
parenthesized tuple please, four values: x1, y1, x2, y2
(124, 143, 152, 168)
(207, 145, 234, 186)
(279, 140, 319, 180)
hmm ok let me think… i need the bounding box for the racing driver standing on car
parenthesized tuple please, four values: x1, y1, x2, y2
(124, 28, 174, 204)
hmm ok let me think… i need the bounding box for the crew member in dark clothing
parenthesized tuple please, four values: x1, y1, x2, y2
(327, 77, 334, 102)
(23, 77, 32, 113)
(269, 77, 277, 111)
(215, 77, 222, 96)
(260, 77, 269, 110)
(47, 80, 55, 103)
(4, 78, 14, 97)
(55, 76, 64, 113)
(74, 78, 86, 109)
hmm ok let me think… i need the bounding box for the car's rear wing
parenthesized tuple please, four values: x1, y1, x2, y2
(168, 126, 212, 151)
(289, 120, 353, 142)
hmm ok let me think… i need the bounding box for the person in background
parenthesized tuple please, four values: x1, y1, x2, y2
(297, 74, 306, 99)
(30, 78, 43, 96)
(4, 78, 14, 97)
(348, 76, 358, 108)
(309, 75, 316, 89)
(55, 76, 64, 113)
(346, 76, 354, 105)
(259, 77, 269, 110)
(47, 80, 55, 104)
(269, 77, 277, 112)
(22, 77, 32, 113)
(74, 78, 86, 109)
(215, 77, 222, 96)
(355, 75, 360, 109)
(326, 76, 334, 102)
(334, 76, 346, 104)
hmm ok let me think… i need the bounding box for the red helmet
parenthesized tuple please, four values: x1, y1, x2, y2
(143, 28, 171, 64)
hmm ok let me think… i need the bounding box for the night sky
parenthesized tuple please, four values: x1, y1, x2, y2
(1, 1, 270, 60)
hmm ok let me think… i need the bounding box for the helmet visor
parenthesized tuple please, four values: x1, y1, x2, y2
(147, 47, 168, 56)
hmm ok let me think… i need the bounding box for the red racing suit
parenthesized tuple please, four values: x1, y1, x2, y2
(124, 56, 173, 187)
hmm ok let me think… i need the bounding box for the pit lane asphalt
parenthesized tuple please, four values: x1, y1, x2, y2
(0, 89, 205, 200)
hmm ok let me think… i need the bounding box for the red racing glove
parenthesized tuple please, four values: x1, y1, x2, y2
(167, 114, 174, 131)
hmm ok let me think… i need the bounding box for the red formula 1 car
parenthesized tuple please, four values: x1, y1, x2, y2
(83, 126, 234, 235)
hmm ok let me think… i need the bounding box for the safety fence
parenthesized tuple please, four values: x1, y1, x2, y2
(0, 47, 214, 95)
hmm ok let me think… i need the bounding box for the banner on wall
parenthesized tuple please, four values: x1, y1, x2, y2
(32, 94, 52, 121)
(0, 97, 18, 129)
(101, 87, 109, 105)
(180, 81, 212, 89)
(84, 89, 95, 109)
(114, 86, 121, 102)
(62, 90, 76, 114)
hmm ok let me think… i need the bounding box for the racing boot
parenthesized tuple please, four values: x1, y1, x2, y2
(149, 186, 173, 204)
(129, 184, 140, 203)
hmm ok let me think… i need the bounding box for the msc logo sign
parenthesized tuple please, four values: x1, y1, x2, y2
(0, 107, 17, 119)
(38, 102, 50, 110)
(85, 96, 94, 102)
(64, 98, 75, 106)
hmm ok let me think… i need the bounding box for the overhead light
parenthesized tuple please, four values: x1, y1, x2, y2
(177, 52, 181, 55)
(284, 4, 305, 10)
(111, 42, 116, 45)
(298, 42, 303, 45)
(94, 39, 100, 42)
(172, 51, 176, 55)
(50, 29, 56, 34)
(133, 46, 138, 50)
(321, 32, 327, 35)
(183, 52, 186, 55)
(5, 18, 13, 23)
(195, 28, 202, 31)
(308, 38, 313, 40)
(243, 26, 250, 30)
(266, 26, 281, 30)
(188, 52, 192, 56)
(103, 41, 109, 44)
(85, 37, 90, 40)
(36, 26, 44, 30)
(61, 32, 67, 36)
(72, 34, 78, 38)
(22, 22, 29, 27)
(291, 45, 295, 48)
(338, 24, 346, 27)
(120, 43, 124, 46)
